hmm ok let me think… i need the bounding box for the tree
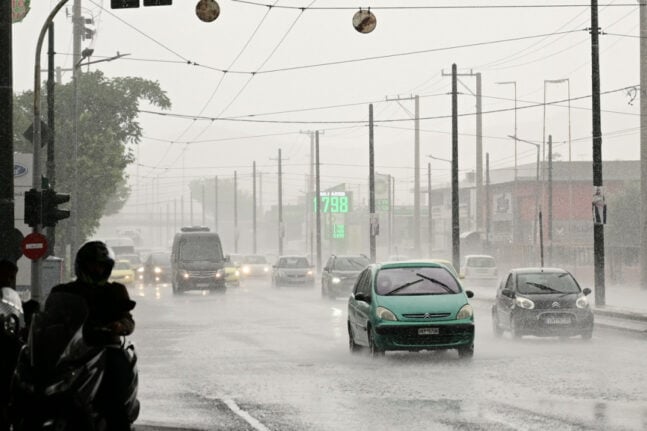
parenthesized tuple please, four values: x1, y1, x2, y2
(13, 71, 171, 254)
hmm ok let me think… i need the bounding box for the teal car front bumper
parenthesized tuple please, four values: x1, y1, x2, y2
(373, 321, 474, 351)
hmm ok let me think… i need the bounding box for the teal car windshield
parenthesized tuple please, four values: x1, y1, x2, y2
(376, 267, 461, 296)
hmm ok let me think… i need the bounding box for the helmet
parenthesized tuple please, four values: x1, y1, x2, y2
(75, 241, 115, 284)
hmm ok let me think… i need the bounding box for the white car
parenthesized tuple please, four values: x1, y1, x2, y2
(460, 254, 498, 285)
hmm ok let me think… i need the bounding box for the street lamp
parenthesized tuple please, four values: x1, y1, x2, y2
(496, 81, 518, 244)
(427, 154, 452, 255)
(508, 135, 540, 246)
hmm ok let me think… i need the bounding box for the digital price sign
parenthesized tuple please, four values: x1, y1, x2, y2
(313, 191, 351, 213)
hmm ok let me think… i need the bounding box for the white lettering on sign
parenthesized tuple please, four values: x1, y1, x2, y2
(25, 244, 44, 249)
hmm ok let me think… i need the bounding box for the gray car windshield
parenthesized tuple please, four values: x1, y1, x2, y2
(245, 255, 267, 264)
(278, 257, 310, 268)
(376, 267, 461, 296)
(334, 257, 369, 271)
(179, 239, 222, 261)
(517, 273, 581, 295)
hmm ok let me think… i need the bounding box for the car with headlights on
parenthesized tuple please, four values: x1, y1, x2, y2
(109, 259, 136, 286)
(240, 254, 271, 279)
(321, 254, 369, 299)
(140, 251, 171, 285)
(347, 261, 475, 358)
(491, 267, 594, 340)
(271, 256, 315, 288)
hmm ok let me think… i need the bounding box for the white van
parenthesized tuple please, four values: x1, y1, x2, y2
(460, 254, 498, 284)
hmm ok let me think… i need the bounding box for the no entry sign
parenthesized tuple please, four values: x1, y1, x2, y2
(21, 232, 48, 260)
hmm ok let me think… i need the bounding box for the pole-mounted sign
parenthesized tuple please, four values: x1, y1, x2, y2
(11, 0, 31, 23)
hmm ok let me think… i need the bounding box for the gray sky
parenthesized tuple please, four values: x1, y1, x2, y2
(11, 0, 642, 210)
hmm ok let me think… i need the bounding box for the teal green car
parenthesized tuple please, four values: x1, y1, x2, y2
(347, 261, 475, 358)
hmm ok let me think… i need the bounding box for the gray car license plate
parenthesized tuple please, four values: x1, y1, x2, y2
(418, 327, 439, 335)
(545, 317, 571, 325)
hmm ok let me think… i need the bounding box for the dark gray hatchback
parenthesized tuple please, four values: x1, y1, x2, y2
(491, 267, 594, 340)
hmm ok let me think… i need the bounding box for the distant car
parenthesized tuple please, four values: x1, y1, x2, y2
(171, 227, 227, 294)
(491, 267, 594, 340)
(110, 259, 135, 285)
(347, 260, 475, 358)
(321, 254, 370, 299)
(460, 254, 498, 284)
(419, 259, 459, 278)
(272, 256, 315, 288)
(240, 255, 271, 279)
(117, 253, 142, 270)
(139, 251, 172, 284)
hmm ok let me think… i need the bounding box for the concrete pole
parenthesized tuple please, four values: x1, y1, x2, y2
(639, 0, 647, 290)
(369, 104, 376, 263)
(451, 64, 460, 273)
(414, 95, 420, 256)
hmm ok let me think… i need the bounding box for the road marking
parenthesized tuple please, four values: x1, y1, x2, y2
(222, 398, 271, 431)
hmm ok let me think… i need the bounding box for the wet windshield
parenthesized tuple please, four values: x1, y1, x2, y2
(245, 255, 267, 264)
(179, 238, 222, 261)
(517, 272, 581, 295)
(333, 256, 369, 271)
(278, 257, 310, 268)
(376, 267, 461, 296)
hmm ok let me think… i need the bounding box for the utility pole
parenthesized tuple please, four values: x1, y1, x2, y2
(548, 135, 553, 266)
(443, 69, 483, 233)
(384, 95, 419, 255)
(427, 162, 432, 256)
(0, 0, 14, 262)
(277, 149, 284, 256)
(590, 0, 606, 305)
(213, 176, 218, 232)
(388, 175, 393, 256)
(201, 182, 205, 226)
(486, 153, 491, 252)
(369, 104, 377, 263)
(315, 132, 322, 272)
(72, 0, 81, 255)
(253, 161, 257, 254)
(46, 23, 56, 256)
(639, 0, 647, 290)
(451, 64, 460, 273)
(234, 170, 238, 253)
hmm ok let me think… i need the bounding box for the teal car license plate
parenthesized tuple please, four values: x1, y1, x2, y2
(418, 327, 439, 335)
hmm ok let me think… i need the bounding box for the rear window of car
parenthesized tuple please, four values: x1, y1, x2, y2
(278, 257, 309, 268)
(333, 257, 369, 271)
(516, 272, 581, 295)
(375, 266, 461, 296)
(466, 257, 496, 268)
(115, 261, 131, 270)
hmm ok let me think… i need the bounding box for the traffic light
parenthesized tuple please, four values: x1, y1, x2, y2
(41, 189, 70, 227)
(24, 189, 42, 228)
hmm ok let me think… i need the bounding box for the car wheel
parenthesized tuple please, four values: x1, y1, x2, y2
(491, 308, 503, 338)
(510, 318, 523, 339)
(457, 344, 474, 359)
(581, 330, 593, 341)
(348, 323, 361, 354)
(172, 282, 181, 295)
(368, 327, 384, 358)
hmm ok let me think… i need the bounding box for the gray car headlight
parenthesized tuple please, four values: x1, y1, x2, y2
(515, 296, 535, 310)
(331, 277, 341, 284)
(576, 295, 589, 309)
(376, 306, 397, 321)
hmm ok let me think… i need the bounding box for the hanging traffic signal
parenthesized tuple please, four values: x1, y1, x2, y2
(24, 189, 42, 228)
(41, 189, 70, 227)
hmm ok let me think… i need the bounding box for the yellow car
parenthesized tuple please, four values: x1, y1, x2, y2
(110, 259, 136, 285)
(224, 254, 243, 287)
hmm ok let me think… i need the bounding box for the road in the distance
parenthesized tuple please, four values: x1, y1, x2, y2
(129, 279, 647, 431)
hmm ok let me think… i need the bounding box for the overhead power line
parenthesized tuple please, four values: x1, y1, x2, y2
(231, 1, 637, 10)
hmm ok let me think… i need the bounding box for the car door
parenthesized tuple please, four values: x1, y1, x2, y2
(348, 269, 371, 345)
(497, 273, 515, 329)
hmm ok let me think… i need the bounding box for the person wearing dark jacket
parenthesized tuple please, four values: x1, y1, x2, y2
(48, 241, 139, 430)
(0, 259, 21, 431)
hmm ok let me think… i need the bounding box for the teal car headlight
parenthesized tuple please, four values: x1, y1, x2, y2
(576, 295, 589, 309)
(376, 306, 397, 321)
(331, 277, 341, 284)
(456, 304, 473, 320)
(515, 296, 535, 310)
